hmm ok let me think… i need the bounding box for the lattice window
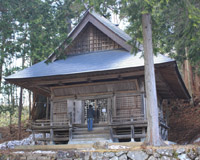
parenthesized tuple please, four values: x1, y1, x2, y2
(116, 95, 142, 118)
(66, 23, 123, 55)
(53, 102, 68, 123)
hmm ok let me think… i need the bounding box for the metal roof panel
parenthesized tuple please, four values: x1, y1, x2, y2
(6, 50, 174, 80)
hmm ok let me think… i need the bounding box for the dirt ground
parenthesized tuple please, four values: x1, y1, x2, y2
(0, 121, 31, 144)
(165, 96, 200, 144)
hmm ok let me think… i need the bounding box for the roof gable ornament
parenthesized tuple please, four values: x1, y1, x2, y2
(48, 11, 132, 62)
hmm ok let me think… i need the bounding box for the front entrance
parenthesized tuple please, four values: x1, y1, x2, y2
(67, 98, 109, 125)
(84, 98, 108, 124)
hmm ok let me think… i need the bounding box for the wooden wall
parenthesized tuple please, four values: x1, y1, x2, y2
(50, 79, 147, 124)
(66, 23, 123, 55)
(116, 94, 143, 118)
(52, 80, 138, 98)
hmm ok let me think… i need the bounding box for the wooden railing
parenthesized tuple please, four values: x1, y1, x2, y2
(159, 117, 169, 140)
(31, 119, 70, 130)
(30, 111, 169, 143)
(109, 110, 168, 142)
(31, 119, 51, 131)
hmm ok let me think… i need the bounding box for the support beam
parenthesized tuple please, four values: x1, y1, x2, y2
(50, 99, 54, 144)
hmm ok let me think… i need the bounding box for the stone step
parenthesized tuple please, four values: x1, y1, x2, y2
(72, 134, 110, 139)
(68, 138, 112, 144)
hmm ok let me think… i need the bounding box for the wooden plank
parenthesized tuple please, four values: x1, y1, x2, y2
(25, 71, 144, 87)
(52, 79, 137, 90)
(53, 90, 144, 102)
(113, 134, 146, 139)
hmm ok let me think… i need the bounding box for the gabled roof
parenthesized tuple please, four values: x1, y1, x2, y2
(5, 11, 190, 99)
(86, 11, 132, 42)
(48, 11, 133, 61)
(6, 50, 174, 80)
(5, 49, 190, 99)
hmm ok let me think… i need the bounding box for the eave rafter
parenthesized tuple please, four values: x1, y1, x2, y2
(156, 70, 176, 99)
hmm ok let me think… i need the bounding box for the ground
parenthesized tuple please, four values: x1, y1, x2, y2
(0, 121, 30, 144)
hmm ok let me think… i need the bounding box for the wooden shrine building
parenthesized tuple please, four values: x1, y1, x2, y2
(5, 11, 190, 144)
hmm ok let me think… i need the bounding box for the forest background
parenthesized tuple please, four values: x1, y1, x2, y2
(0, 0, 200, 142)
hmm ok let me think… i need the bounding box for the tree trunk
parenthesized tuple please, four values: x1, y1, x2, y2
(29, 90, 32, 120)
(18, 87, 23, 139)
(31, 93, 47, 120)
(18, 57, 25, 140)
(142, 14, 165, 146)
(183, 48, 194, 105)
(0, 39, 5, 89)
(0, 62, 3, 89)
(9, 113, 12, 134)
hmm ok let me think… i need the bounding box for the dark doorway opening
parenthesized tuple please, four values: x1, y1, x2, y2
(84, 98, 108, 124)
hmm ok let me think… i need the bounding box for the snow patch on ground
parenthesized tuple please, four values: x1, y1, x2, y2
(32, 150, 56, 154)
(194, 137, 200, 143)
(0, 134, 49, 150)
(108, 145, 130, 150)
(13, 150, 56, 154)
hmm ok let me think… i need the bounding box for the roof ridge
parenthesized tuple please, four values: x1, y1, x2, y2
(89, 11, 132, 41)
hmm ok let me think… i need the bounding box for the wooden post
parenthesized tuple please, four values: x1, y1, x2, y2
(142, 13, 165, 146)
(109, 109, 112, 124)
(50, 100, 54, 144)
(69, 112, 73, 141)
(109, 109, 114, 141)
(107, 98, 111, 123)
(41, 123, 46, 145)
(46, 97, 49, 120)
(131, 116, 135, 142)
(112, 94, 116, 117)
(142, 93, 146, 119)
(32, 131, 36, 145)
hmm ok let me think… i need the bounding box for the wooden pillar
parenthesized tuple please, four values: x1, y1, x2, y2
(142, 93, 146, 119)
(141, 127, 146, 142)
(50, 100, 54, 144)
(131, 116, 135, 142)
(42, 123, 46, 145)
(46, 97, 49, 120)
(112, 94, 116, 117)
(107, 98, 111, 123)
(69, 112, 73, 142)
(109, 126, 114, 142)
(32, 131, 36, 145)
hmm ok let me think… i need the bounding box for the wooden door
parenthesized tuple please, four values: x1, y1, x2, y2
(67, 100, 83, 124)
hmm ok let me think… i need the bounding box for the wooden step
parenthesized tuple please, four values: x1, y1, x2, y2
(72, 133, 110, 139)
(113, 134, 146, 139)
(73, 127, 109, 132)
(72, 123, 108, 128)
(73, 130, 109, 135)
